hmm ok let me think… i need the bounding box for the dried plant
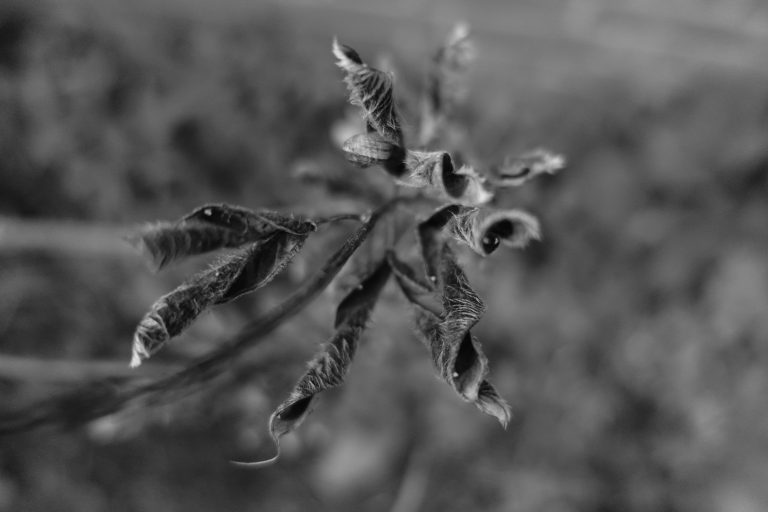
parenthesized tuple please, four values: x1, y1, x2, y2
(0, 25, 565, 466)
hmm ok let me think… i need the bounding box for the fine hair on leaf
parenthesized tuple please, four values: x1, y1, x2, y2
(232, 260, 391, 467)
(127, 204, 315, 270)
(131, 232, 308, 367)
(396, 244, 511, 426)
(333, 38, 403, 146)
(449, 208, 541, 256)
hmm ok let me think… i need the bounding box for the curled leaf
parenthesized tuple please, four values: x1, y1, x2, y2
(131, 232, 308, 367)
(400, 151, 493, 205)
(342, 132, 406, 177)
(407, 245, 510, 425)
(493, 148, 566, 187)
(128, 204, 315, 270)
(475, 381, 513, 428)
(234, 261, 391, 467)
(449, 208, 541, 256)
(420, 23, 475, 146)
(333, 38, 403, 146)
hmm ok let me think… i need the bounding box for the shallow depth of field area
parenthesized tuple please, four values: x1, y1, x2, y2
(1, 0, 768, 511)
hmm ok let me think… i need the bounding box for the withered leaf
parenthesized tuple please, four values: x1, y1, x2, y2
(131, 232, 308, 367)
(407, 244, 511, 426)
(232, 260, 391, 467)
(333, 38, 403, 146)
(449, 208, 541, 256)
(419, 23, 475, 146)
(400, 151, 493, 205)
(493, 148, 566, 187)
(128, 204, 315, 270)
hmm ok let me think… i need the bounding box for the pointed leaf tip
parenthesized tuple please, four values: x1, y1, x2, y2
(333, 39, 403, 145)
(230, 440, 282, 469)
(476, 381, 512, 428)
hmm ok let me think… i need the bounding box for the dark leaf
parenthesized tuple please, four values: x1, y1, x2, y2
(387, 251, 443, 317)
(334, 260, 392, 328)
(233, 260, 391, 467)
(417, 204, 470, 285)
(333, 38, 403, 146)
(218, 232, 308, 303)
(449, 208, 541, 256)
(131, 232, 308, 367)
(128, 204, 315, 270)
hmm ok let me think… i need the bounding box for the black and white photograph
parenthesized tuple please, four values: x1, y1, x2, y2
(1, 0, 767, 510)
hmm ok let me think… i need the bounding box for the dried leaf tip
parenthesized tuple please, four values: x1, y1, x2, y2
(230, 441, 282, 469)
(332, 37, 403, 145)
(332, 36, 363, 69)
(495, 149, 566, 187)
(130, 312, 168, 368)
(476, 381, 513, 428)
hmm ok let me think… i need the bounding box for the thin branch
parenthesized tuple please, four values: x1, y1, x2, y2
(0, 199, 405, 434)
(312, 213, 365, 225)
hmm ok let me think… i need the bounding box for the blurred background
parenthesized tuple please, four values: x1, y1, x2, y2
(1, 0, 767, 510)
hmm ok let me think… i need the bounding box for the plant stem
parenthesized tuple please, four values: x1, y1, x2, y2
(0, 198, 406, 434)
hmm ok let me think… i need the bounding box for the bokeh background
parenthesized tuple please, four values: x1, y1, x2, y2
(1, 0, 768, 510)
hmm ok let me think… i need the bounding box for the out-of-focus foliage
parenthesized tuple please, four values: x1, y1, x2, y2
(1, 1, 768, 511)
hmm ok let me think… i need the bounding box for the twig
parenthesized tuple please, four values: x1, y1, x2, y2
(312, 212, 365, 225)
(0, 198, 405, 434)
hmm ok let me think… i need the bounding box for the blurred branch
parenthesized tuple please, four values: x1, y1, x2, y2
(0, 213, 363, 258)
(0, 198, 407, 434)
(0, 354, 179, 382)
(0, 217, 134, 257)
